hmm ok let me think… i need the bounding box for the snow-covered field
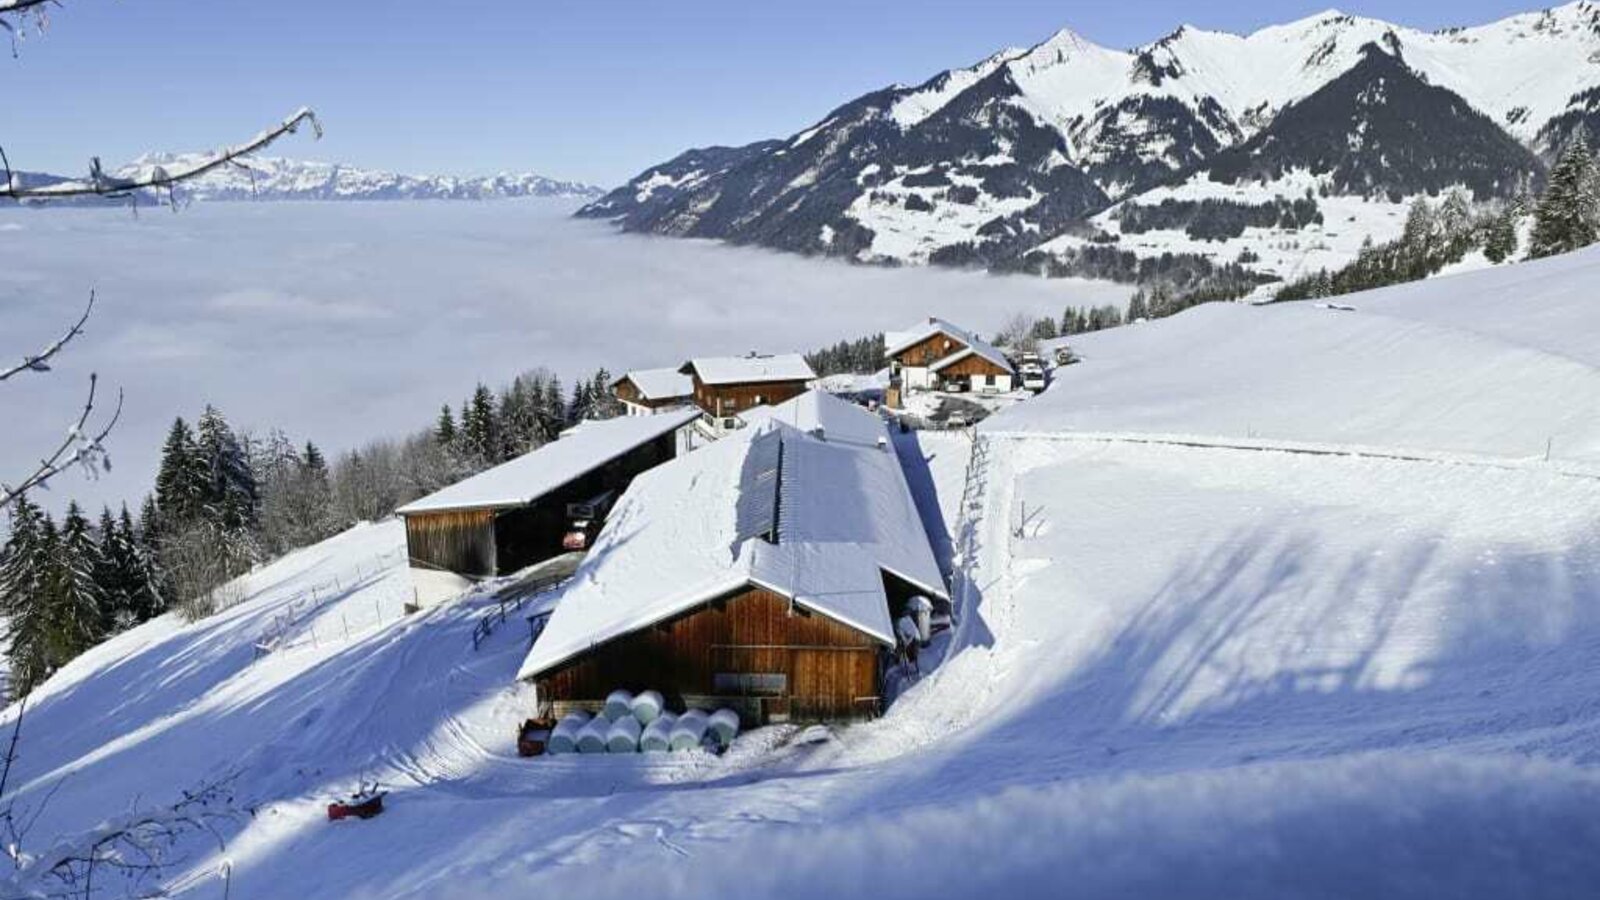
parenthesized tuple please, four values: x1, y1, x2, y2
(0, 199, 1125, 513)
(9, 244, 1600, 897)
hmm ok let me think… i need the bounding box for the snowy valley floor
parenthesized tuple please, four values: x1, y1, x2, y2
(11, 248, 1600, 897)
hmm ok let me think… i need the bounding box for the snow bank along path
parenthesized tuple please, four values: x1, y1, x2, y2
(10, 248, 1600, 897)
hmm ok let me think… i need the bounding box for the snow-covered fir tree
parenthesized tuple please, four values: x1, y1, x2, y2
(0, 497, 54, 696)
(1530, 135, 1600, 259)
(49, 503, 106, 672)
(196, 405, 258, 531)
(154, 418, 209, 528)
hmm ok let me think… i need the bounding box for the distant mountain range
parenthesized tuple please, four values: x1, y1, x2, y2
(15, 155, 602, 203)
(579, 2, 1600, 292)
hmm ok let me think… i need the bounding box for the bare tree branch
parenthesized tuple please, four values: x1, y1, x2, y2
(0, 107, 322, 202)
(0, 291, 92, 384)
(1, 373, 122, 510)
(0, 0, 57, 15)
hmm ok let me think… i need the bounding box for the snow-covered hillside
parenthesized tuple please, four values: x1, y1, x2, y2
(582, 3, 1600, 286)
(27, 156, 601, 203)
(10, 248, 1600, 897)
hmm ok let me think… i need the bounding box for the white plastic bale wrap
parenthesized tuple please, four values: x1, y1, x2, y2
(547, 711, 591, 754)
(577, 716, 611, 753)
(708, 708, 741, 745)
(603, 689, 636, 721)
(909, 594, 934, 644)
(668, 709, 710, 751)
(606, 715, 643, 753)
(640, 712, 678, 752)
(896, 615, 919, 647)
(630, 689, 665, 724)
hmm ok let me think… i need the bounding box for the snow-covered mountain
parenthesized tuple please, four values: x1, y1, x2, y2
(582, 3, 1600, 288)
(26, 155, 602, 203)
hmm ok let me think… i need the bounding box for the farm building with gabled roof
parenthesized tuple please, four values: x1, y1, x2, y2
(611, 367, 694, 416)
(885, 317, 1015, 403)
(517, 389, 947, 724)
(396, 408, 699, 602)
(678, 353, 817, 435)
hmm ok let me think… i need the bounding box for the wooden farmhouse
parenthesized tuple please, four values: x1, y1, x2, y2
(395, 408, 698, 604)
(516, 390, 949, 725)
(884, 318, 1016, 405)
(611, 367, 694, 416)
(678, 354, 817, 433)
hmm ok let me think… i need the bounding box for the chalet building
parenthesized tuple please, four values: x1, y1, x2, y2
(611, 367, 694, 416)
(517, 390, 949, 725)
(395, 409, 698, 604)
(679, 354, 816, 434)
(884, 318, 1016, 405)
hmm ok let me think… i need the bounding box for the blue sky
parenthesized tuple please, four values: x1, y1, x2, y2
(2, 0, 1552, 187)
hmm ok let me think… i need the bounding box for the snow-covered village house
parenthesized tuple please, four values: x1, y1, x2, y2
(679, 353, 817, 434)
(517, 390, 949, 725)
(395, 410, 698, 604)
(611, 367, 694, 416)
(885, 318, 1016, 407)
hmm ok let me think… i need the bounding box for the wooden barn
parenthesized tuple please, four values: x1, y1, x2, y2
(679, 353, 816, 433)
(517, 390, 949, 725)
(885, 317, 1016, 402)
(396, 408, 698, 603)
(611, 367, 694, 416)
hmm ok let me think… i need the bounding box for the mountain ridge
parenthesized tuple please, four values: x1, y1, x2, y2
(580, 2, 1600, 291)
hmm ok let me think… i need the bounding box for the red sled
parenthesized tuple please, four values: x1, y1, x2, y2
(327, 792, 385, 821)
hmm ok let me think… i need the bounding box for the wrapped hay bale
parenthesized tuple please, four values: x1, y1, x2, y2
(640, 712, 678, 753)
(668, 709, 710, 752)
(547, 711, 591, 755)
(576, 715, 610, 753)
(603, 689, 635, 722)
(630, 690, 665, 724)
(707, 708, 741, 746)
(606, 715, 643, 753)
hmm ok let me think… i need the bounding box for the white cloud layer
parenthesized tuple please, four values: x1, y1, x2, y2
(0, 199, 1126, 513)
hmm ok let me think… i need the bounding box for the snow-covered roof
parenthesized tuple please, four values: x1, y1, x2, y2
(886, 318, 1015, 374)
(517, 390, 947, 681)
(395, 408, 699, 515)
(680, 353, 817, 386)
(614, 367, 693, 401)
(738, 389, 888, 449)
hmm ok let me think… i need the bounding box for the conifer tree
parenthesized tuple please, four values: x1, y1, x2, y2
(435, 404, 457, 446)
(1483, 207, 1519, 263)
(541, 377, 565, 437)
(118, 504, 164, 623)
(196, 405, 258, 531)
(154, 418, 209, 529)
(1530, 135, 1600, 259)
(0, 497, 53, 696)
(462, 384, 499, 462)
(50, 503, 105, 668)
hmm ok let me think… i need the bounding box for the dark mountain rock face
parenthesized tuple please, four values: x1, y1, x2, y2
(1200, 47, 1543, 202)
(581, 8, 1582, 284)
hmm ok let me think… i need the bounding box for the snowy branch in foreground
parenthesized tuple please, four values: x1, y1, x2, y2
(0, 776, 238, 899)
(0, 107, 322, 204)
(1, 372, 121, 511)
(0, 0, 56, 14)
(0, 292, 93, 384)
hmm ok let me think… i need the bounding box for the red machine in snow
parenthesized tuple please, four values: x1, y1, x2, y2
(327, 785, 387, 821)
(561, 490, 617, 551)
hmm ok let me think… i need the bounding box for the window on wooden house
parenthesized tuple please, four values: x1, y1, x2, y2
(714, 673, 787, 696)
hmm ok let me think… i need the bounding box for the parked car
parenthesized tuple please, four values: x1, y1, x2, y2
(1020, 366, 1046, 392)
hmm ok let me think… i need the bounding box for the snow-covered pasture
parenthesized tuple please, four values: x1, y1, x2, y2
(10, 242, 1600, 896)
(0, 199, 1128, 515)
